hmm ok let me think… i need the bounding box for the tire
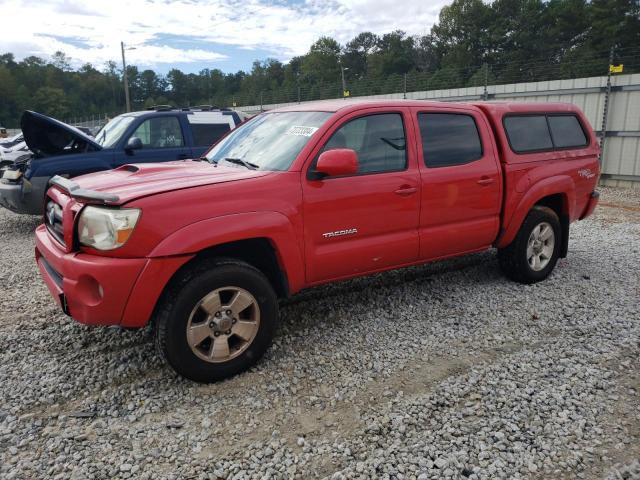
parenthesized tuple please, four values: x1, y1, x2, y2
(154, 257, 278, 383)
(498, 206, 562, 284)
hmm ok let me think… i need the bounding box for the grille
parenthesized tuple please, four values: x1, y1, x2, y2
(45, 200, 65, 246)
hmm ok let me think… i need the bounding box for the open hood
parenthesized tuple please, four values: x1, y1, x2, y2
(21, 110, 101, 157)
(56, 160, 271, 205)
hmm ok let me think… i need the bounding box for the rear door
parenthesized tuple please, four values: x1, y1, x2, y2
(186, 112, 234, 157)
(115, 115, 192, 165)
(411, 106, 502, 260)
(302, 109, 421, 283)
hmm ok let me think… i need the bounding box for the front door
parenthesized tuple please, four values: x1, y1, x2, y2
(412, 106, 502, 260)
(116, 115, 192, 166)
(302, 110, 421, 283)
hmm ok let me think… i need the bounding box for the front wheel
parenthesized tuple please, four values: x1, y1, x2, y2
(498, 206, 561, 284)
(154, 258, 278, 383)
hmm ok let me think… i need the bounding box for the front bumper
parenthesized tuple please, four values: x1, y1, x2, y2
(35, 225, 193, 327)
(35, 224, 147, 325)
(0, 177, 45, 215)
(0, 181, 25, 213)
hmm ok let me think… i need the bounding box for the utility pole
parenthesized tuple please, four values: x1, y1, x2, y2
(121, 41, 132, 113)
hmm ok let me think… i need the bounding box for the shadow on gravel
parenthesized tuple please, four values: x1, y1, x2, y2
(2, 247, 508, 419)
(282, 250, 497, 308)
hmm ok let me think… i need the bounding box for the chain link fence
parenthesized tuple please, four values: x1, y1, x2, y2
(219, 45, 640, 110)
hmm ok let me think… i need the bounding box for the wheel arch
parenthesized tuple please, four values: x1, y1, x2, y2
(148, 211, 306, 297)
(497, 175, 575, 250)
(173, 238, 290, 299)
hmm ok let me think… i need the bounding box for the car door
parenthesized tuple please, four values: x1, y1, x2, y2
(411, 106, 502, 260)
(302, 109, 421, 283)
(116, 115, 192, 166)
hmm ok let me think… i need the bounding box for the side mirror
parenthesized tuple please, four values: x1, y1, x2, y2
(315, 149, 358, 178)
(125, 137, 143, 152)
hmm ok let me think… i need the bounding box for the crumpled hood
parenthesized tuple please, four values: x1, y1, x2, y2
(70, 161, 271, 204)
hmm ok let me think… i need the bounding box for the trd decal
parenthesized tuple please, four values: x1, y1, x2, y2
(578, 168, 596, 179)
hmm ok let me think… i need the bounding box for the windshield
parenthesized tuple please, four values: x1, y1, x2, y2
(95, 115, 136, 148)
(206, 111, 331, 171)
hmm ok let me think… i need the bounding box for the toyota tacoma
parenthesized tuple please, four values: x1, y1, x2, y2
(34, 100, 600, 382)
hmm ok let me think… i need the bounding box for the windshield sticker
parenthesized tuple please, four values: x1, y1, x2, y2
(286, 126, 319, 137)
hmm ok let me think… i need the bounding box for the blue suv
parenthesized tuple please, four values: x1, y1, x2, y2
(0, 107, 247, 215)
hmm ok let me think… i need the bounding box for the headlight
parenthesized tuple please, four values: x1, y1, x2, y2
(1, 170, 21, 180)
(77, 206, 141, 250)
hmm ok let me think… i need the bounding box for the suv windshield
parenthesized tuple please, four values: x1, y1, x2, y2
(206, 111, 331, 171)
(95, 115, 136, 148)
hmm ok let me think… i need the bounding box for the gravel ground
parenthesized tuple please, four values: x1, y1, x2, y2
(0, 186, 638, 480)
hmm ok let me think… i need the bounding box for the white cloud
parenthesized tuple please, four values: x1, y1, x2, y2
(1, 0, 448, 69)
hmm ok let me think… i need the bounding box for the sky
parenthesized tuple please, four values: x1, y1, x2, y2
(1, 0, 448, 74)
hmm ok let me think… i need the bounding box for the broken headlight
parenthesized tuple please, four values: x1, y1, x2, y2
(1, 170, 22, 181)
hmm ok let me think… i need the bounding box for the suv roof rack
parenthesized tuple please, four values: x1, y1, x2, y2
(179, 105, 224, 112)
(146, 105, 235, 113)
(147, 105, 174, 111)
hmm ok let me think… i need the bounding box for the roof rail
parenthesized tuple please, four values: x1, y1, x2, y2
(146, 105, 174, 111)
(178, 105, 225, 112)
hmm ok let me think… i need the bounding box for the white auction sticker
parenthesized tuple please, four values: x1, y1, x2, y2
(286, 126, 319, 137)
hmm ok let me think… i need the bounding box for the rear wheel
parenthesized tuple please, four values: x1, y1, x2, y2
(154, 258, 278, 383)
(498, 206, 561, 284)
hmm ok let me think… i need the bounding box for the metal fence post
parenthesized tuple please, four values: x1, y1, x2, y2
(403, 73, 407, 99)
(599, 47, 615, 164)
(483, 63, 489, 101)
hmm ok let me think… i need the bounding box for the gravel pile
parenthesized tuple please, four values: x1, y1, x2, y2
(0, 187, 638, 480)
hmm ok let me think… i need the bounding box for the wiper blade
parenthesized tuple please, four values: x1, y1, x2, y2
(223, 157, 259, 170)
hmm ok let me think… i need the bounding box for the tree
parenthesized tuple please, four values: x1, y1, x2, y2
(139, 69, 163, 102)
(32, 87, 70, 119)
(343, 32, 379, 77)
(51, 51, 72, 71)
(368, 31, 416, 77)
(432, 0, 492, 69)
(302, 37, 341, 83)
(588, 0, 640, 50)
(0, 0, 638, 127)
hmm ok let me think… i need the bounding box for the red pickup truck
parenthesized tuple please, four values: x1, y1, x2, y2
(34, 100, 600, 382)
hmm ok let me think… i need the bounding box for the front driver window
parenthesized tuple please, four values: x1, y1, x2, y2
(130, 116, 184, 148)
(321, 113, 406, 174)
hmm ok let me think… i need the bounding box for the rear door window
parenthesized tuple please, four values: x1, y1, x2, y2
(503, 116, 553, 153)
(191, 123, 231, 147)
(548, 115, 588, 148)
(418, 113, 483, 167)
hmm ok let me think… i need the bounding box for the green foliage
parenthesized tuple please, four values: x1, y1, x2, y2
(32, 87, 70, 119)
(0, 0, 638, 127)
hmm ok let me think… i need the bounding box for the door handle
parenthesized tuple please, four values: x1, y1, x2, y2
(394, 185, 418, 196)
(477, 176, 494, 186)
